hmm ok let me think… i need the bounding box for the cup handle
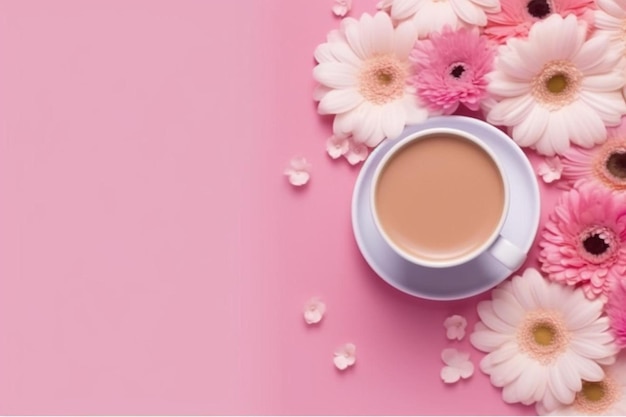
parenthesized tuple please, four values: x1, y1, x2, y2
(489, 236, 526, 271)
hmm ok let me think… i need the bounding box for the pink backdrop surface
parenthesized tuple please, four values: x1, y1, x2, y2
(0, 0, 560, 415)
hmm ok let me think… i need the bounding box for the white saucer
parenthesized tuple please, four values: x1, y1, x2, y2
(351, 116, 541, 300)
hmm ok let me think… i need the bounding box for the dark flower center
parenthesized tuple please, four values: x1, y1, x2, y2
(450, 65, 466, 79)
(606, 151, 626, 179)
(583, 234, 610, 256)
(527, 0, 551, 18)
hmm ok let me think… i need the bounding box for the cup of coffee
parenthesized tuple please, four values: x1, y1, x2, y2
(370, 128, 526, 270)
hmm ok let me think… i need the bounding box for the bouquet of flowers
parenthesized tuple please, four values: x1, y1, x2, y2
(310, 0, 626, 414)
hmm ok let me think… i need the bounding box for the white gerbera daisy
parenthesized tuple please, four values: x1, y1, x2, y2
(470, 268, 618, 412)
(313, 12, 429, 147)
(486, 14, 626, 156)
(379, 0, 501, 38)
(537, 352, 626, 415)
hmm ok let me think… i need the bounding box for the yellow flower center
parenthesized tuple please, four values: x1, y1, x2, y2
(359, 55, 407, 105)
(581, 381, 605, 402)
(532, 60, 582, 110)
(517, 310, 570, 364)
(533, 324, 555, 346)
(574, 377, 618, 414)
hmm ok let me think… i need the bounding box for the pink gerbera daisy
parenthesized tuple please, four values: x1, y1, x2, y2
(484, 0, 595, 44)
(539, 183, 626, 301)
(561, 118, 626, 190)
(607, 280, 626, 348)
(409, 27, 495, 114)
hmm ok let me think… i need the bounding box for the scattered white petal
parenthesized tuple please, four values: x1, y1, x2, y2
(303, 297, 326, 324)
(326, 135, 369, 165)
(441, 348, 474, 384)
(536, 156, 563, 184)
(334, 343, 356, 370)
(332, 0, 352, 17)
(444, 314, 468, 341)
(284, 156, 311, 186)
(441, 366, 462, 383)
(326, 135, 350, 159)
(344, 141, 369, 165)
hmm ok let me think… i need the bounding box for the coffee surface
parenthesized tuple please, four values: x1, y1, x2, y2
(375, 134, 505, 262)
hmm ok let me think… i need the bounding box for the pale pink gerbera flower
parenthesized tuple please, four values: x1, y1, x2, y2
(470, 268, 617, 412)
(378, 0, 501, 39)
(484, 0, 595, 44)
(561, 119, 626, 190)
(539, 183, 626, 300)
(409, 27, 495, 114)
(313, 12, 428, 148)
(607, 280, 626, 347)
(487, 14, 626, 156)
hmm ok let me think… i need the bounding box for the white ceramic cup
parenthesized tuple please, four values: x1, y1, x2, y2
(370, 127, 527, 270)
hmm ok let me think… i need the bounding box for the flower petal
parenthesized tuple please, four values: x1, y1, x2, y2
(450, 0, 487, 25)
(564, 101, 607, 150)
(512, 360, 541, 404)
(458, 360, 474, 379)
(286, 170, 310, 186)
(393, 21, 418, 59)
(313, 63, 358, 89)
(369, 12, 394, 55)
(511, 105, 550, 148)
(534, 109, 569, 156)
(556, 351, 583, 393)
(390, 0, 421, 20)
(441, 366, 461, 383)
(470, 328, 513, 351)
(326, 135, 349, 159)
(318, 89, 364, 115)
(477, 301, 517, 334)
(334, 354, 351, 370)
(380, 101, 406, 140)
(548, 364, 576, 405)
(486, 94, 535, 127)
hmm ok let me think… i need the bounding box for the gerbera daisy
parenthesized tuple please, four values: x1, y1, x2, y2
(539, 183, 626, 300)
(409, 27, 495, 114)
(484, 0, 595, 44)
(470, 268, 618, 412)
(560, 118, 626, 190)
(537, 352, 626, 415)
(313, 12, 428, 147)
(486, 14, 626, 156)
(377, 0, 501, 39)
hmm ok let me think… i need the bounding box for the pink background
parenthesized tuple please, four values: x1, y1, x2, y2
(0, 0, 560, 415)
